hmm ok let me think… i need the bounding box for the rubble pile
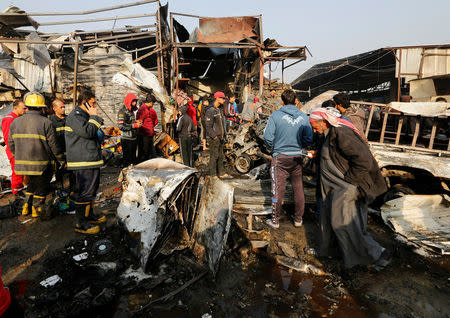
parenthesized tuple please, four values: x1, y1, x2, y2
(21, 224, 137, 317)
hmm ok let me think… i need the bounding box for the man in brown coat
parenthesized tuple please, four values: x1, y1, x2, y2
(309, 108, 391, 270)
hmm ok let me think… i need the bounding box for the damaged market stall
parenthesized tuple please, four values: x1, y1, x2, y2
(0, 1, 174, 127)
(169, 12, 308, 102)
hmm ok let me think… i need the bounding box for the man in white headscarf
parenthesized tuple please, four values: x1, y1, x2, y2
(309, 109, 391, 270)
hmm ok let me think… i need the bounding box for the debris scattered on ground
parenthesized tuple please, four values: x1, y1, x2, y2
(39, 275, 62, 288)
(278, 242, 298, 258)
(275, 255, 327, 276)
(381, 194, 450, 255)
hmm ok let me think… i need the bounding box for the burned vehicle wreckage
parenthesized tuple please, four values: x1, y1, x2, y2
(225, 117, 271, 174)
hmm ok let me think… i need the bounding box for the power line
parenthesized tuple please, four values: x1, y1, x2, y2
(309, 50, 395, 91)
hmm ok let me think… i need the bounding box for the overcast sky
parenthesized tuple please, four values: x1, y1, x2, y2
(10, 0, 450, 83)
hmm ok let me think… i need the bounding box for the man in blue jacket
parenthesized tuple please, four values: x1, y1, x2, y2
(264, 89, 313, 229)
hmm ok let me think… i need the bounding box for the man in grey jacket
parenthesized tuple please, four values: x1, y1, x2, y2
(264, 89, 313, 229)
(65, 89, 106, 234)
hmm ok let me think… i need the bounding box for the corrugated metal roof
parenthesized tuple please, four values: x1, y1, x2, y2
(396, 48, 450, 82)
(0, 56, 53, 92)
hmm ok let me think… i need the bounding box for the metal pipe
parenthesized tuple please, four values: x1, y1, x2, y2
(72, 24, 156, 35)
(259, 58, 264, 96)
(79, 30, 155, 44)
(156, 2, 162, 83)
(39, 13, 156, 26)
(176, 43, 259, 49)
(132, 44, 168, 63)
(266, 46, 306, 49)
(0, 38, 76, 45)
(384, 44, 450, 50)
(28, 0, 158, 16)
(282, 59, 303, 70)
(258, 14, 263, 45)
(157, 0, 164, 93)
(397, 49, 402, 102)
(83, 34, 156, 47)
(72, 43, 79, 108)
(269, 62, 271, 85)
(170, 12, 261, 19)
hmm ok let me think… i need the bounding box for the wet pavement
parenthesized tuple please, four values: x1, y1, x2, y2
(0, 166, 449, 317)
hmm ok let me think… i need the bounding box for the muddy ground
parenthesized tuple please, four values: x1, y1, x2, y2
(0, 165, 449, 318)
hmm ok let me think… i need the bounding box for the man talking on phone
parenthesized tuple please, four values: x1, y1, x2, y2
(65, 88, 106, 234)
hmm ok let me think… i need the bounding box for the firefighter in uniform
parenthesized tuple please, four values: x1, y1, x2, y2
(117, 93, 141, 167)
(65, 89, 106, 234)
(8, 92, 61, 218)
(49, 98, 74, 191)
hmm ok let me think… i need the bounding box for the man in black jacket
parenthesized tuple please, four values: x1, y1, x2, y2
(118, 93, 142, 167)
(65, 89, 106, 235)
(176, 105, 196, 167)
(200, 97, 212, 151)
(205, 92, 228, 178)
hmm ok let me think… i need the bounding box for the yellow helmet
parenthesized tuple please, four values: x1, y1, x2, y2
(24, 92, 46, 108)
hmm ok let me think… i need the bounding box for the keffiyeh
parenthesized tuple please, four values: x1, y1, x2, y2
(310, 108, 361, 135)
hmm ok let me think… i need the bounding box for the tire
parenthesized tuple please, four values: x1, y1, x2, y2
(234, 154, 253, 174)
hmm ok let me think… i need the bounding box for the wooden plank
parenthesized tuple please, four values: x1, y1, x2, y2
(395, 117, 404, 145)
(365, 105, 375, 138)
(428, 119, 437, 150)
(411, 119, 420, 147)
(379, 109, 389, 143)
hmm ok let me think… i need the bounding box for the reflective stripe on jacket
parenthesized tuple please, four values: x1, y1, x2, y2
(117, 105, 137, 140)
(49, 114, 67, 158)
(8, 110, 61, 175)
(65, 106, 104, 170)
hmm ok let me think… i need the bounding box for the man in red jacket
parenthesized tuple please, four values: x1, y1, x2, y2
(1, 99, 27, 195)
(136, 94, 159, 162)
(187, 97, 197, 127)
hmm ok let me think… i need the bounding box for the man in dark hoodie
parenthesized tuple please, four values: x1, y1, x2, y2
(176, 105, 197, 167)
(264, 89, 313, 229)
(118, 93, 142, 167)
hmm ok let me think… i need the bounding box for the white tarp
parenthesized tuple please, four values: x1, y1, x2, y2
(390, 102, 450, 117)
(112, 57, 175, 122)
(381, 195, 450, 255)
(301, 90, 339, 114)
